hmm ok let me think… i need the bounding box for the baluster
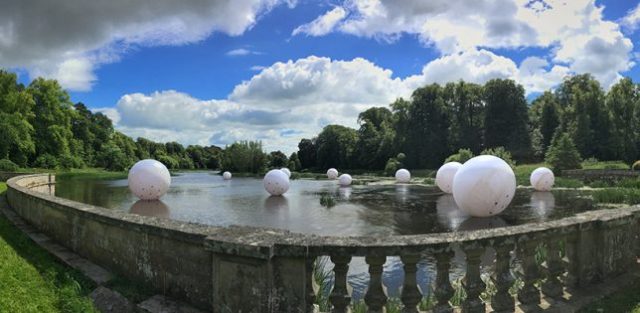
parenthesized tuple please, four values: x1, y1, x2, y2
(306, 257, 316, 313)
(517, 236, 541, 309)
(433, 249, 454, 313)
(330, 255, 351, 313)
(491, 240, 515, 313)
(563, 232, 579, 289)
(462, 243, 486, 313)
(364, 255, 388, 313)
(400, 254, 422, 313)
(542, 237, 564, 300)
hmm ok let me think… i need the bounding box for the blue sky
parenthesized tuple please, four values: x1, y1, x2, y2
(3, 0, 640, 153)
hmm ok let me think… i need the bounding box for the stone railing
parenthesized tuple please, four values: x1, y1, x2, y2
(562, 169, 639, 183)
(6, 174, 640, 312)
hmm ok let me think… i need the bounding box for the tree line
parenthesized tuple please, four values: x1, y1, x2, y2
(297, 74, 640, 172)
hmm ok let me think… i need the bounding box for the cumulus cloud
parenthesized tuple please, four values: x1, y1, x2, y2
(622, 3, 640, 32)
(294, 0, 634, 88)
(0, 0, 292, 91)
(292, 6, 348, 36)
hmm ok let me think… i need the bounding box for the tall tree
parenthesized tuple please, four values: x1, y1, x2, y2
(0, 70, 35, 166)
(297, 138, 317, 169)
(406, 84, 450, 168)
(355, 107, 396, 169)
(443, 81, 484, 154)
(606, 77, 639, 163)
(530, 91, 560, 153)
(483, 79, 531, 161)
(315, 125, 358, 169)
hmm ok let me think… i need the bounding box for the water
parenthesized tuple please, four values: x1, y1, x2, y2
(55, 172, 597, 236)
(54, 171, 599, 299)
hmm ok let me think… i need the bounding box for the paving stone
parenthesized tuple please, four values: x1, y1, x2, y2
(137, 295, 206, 313)
(90, 286, 135, 313)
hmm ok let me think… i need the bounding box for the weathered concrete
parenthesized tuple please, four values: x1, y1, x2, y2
(90, 286, 135, 313)
(6, 173, 640, 313)
(138, 295, 205, 313)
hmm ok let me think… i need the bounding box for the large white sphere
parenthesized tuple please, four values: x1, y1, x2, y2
(327, 168, 339, 179)
(263, 169, 290, 196)
(530, 167, 554, 191)
(395, 169, 411, 183)
(436, 162, 463, 193)
(338, 174, 352, 186)
(452, 155, 515, 217)
(128, 159, 171, 200)
(280, 168, 292, 178)
(223, 171, 232, 180)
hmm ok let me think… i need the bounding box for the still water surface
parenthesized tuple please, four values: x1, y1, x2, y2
(55, 171, 599, 299)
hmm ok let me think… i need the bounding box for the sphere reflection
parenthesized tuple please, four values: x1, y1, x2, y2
(436, 194, 468, 231)
(530, 191, 555, 219)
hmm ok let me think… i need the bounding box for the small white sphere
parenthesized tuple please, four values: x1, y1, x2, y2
(452, 155, 515, 217)
(263, 169, 290, 196)
(530, 167, 554, 191)
(327, 168, 339, 179)
(128, 159, 171, 200)
(280, 168, 291, 178)
(395, 169, 411, 183)
(223, 171, 232, 180)
(338, 174, 352, 186)
(436, 162, 463, 193)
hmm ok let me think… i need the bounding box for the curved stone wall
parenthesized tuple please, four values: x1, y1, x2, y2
(6, 173, 640, 312)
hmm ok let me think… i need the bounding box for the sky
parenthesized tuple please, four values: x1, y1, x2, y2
(2, 0, 640, 154)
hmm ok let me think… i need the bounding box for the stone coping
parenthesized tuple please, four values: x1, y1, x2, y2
(8, 173, 640, 260)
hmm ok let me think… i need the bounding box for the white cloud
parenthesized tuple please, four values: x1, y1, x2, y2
(294, 0, 634, 88)
(292, 6, 348, 36)
(622, 3, 640, 32)
(226, 48, 261, 56)
(0, 0, 292, 91)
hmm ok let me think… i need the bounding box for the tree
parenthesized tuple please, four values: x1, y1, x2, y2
(606, 78, 639, 163)
(445, 148, 474, 164)
(530, 91, 560, 153)
(444, 81, 484, 154)
(390, 98, 411, 154)
(483, 79, 531, 161)
(545, 131, 582, 174)
(315, 125, 358, 169)
(288, 152, 301, 171)
(0, 70, 36, 166)
(221, 141, 267, 173)
(481, 146, 515, 168)
(406, 84, 450, 168)
(268, 151, 288, 168)
(355, 107, 396, 169)
(297, 138, 317, 169)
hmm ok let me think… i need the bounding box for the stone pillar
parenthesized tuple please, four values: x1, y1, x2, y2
(542, 236, 564, 300)
(491, 239, 515, 313)
(364, 255, 388, 313)
(517, 235, 541, 310)
(400, 254, 422, 313)
(462, 242, 486, 313)
(433, 248, 454, 313)
(329, 255, 351, 313)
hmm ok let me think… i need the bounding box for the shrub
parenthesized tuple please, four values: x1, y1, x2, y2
(480, 146, 515, 168)
(384, 158, 400, 176)
(445, 148, 473, 164)
(0, 159, 19, 172)
(33, 154, 59, 169)
(545, 132, 581, 175)
(632, 160, 640, 171)
(58, 155, 85, 170)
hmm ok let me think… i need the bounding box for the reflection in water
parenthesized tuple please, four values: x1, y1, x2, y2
(56, 172, 600, 236)
(530, 191, 555, 219)
(457, 216, 508, 231)
(130, 200, 170, 218)
(436, 194, 468, 231)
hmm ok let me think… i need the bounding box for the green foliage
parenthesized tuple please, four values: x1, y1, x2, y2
(444, 81, 484, 154)
(592, 188, 640, 205)
(58, 155, 84, 170)
(545, 132, 582, 174)
(445, 148, 474, 164)
(288, 152, 301, 171)
(157, 154, 179, 170)
(316, 125, 358, 169)
(384, 157, 400, 176)
(633, 161, 640, 171)
(355, 107, 396, 169)
(297, 138, 317, 169)
(0, 159, 18, 172)
(221, 141, 267, 173)
(606, 78, 639, 164)
(268, 150, 288, 168)
(481, 146, 515, 168)
(33, 153, 59, 169)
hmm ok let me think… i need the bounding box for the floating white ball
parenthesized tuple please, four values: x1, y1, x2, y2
(530, 167, 554, 191)
(338, 174, 352, 186)
(223, 171, 232, 180)
(452, 155, 515, 217)
(128, 159, 171, 200)
(395, 169, 411, 183)
(280, 168, 291, 178)
(263, 169, 290, 196)
(327, 168, 339, 179)
(436, 162, 462, 193)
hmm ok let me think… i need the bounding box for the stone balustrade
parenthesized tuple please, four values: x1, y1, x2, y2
(5, 174, 640, 313)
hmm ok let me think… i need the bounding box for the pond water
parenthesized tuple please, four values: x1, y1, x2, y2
(56, 171, 597, 236)
(54, 171, 599, 300)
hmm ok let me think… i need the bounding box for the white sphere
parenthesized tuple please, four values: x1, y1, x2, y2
(223, 171, 232, 180)
(280, 168, 291, 178)
(395, 169, 411, 183)
(452, 155, 515, 217)
(338, 174, 352, 186)
(327, 168, 339, 179)
(263, 169, 290, 196)
(530, 167, 554, 191)
(128, 159, 171, 200)
(436, 162, 463, 193)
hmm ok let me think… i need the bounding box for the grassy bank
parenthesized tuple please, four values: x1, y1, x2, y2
(580, 278, 640, 313)
(0, 182, 98, 312)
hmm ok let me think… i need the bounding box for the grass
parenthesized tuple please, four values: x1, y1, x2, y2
(579, 279, 640, 313)
(0, 183, 98, 312)
(592, 188, 640, 205)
